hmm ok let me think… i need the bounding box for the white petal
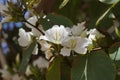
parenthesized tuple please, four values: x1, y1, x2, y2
(71, 22, 85, 36)
(88, 28, 105, 40)
(45, 50, 53, 60)
(0, 69, 12, 80)
(61, 36, 73, 48)
(32, 44, 38, 55)
(12, 74, 21, 80)
(0, 3, 8, 14)
(74, 37, 90, 54)
(25, 16, 37, 28)
(74, 47, 87, 54)
(41, 25, 69, 44)
(33, 57, 49, 68)
(39, 40, 51, 51)
(18, 28, 31, 47)
(25, 65, 32, 76)
(25, 16, 41, 36)
(1, 16, 12, 23)
(31, 27, 41, 36)
(76, 37, 91, 47)
(60, 47, 71, 56)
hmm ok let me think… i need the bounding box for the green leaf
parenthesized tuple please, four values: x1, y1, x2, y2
(19, 41, 36, 74)
(55, 0, 82, 23)
(115, 60, 120, 67)
(72, 50, 116, 80)
(96, 6, 112, 26)
(39, 14, 74, 30)
(96, 1, 119, 26)
(109, 42, 120, 60)
(87, 1, 112, 29)
(61, 57, 72, 80)
(99, 0, 120, 4)
(46, 56, 63, 80)
(59, 0, 69, 9)
(71, 55, 87, 80)
(115, 27, 120, 38)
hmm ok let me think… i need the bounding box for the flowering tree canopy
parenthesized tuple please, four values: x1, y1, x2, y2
(0, 0, 120, 80)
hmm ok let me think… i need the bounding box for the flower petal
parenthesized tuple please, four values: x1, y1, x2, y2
(60, 47, 71, 56)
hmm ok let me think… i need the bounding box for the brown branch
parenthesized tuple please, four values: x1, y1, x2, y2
(25, 20, 45, 35)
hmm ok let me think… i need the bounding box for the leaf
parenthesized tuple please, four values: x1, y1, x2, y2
(96, 6, 111, 26)
(19, 41, 36, 74)
(55, 0, 82, 23)
(61, 57, 72, 80)
(96, 1, 119, 26)
(99, 0, 120, 4)
(115, 60, 120, 67)
(39, 14, 74, 30)
(59, 0, 69, 9)
(109, 42, 120, 60)
(115, 27, 120, 38)
(71, 50, 116, 80)
(71, 55, 87, 80)
(46, 56, 63, 80)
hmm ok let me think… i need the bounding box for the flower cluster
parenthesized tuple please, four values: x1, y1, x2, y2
(18, 16, 105, 58)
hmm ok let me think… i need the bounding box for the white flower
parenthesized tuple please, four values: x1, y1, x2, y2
(18, 28, 32, 47)
(88, 28, 105, 40)
(0, 3, 11, 23)
(39, 40, 51, 51)
(71, 22, 87, 37)
(38, 40, 53, 59)
(60, 47, 71, 56)
(45, 50, 53, 60)
(25, 16, 41, 36)
(32, 44, 38, 55)
(40, 25, 69, 44)
(60, 36, 91, 56)
(33, 57, 49, 68)
(12, 74, 26, 80)
(26, 16, 37, 28)
(25, 65, 32, 76)
(0, 3, 8, 14)
(0, 69, 12, 80)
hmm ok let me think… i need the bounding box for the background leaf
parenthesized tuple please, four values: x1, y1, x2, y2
(61, 57, 72, 80)
(59, 0, 69, 9)
(71, 55, 87, 80)
(109, 42, 120, 61)
(19, 41, 37, 74)
(115, 27, 120, 38)
(99, 0, 120, 4)
(96, 2, 118, 26)
(72, 50, 116, 80)
(39, 14, 74, 30)
(46, 56, 63, 80)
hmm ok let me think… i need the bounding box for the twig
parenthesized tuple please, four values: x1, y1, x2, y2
(25, 20, 45, 35)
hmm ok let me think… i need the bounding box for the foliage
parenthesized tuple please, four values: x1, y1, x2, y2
(0, 0, 120, 80)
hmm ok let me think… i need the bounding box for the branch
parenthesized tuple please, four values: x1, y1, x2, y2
(25, 20, 45, 35)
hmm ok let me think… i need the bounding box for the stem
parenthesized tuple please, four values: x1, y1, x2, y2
(25, 20, 45, 35)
